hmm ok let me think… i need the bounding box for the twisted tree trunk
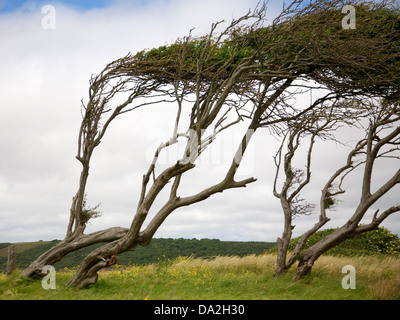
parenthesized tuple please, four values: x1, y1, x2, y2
(21, 227, 128, 278)
(67, 237, 131, 288)
(293, 225, 352, 279)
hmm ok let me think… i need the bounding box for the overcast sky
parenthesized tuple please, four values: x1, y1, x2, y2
(0, 0, 399, 243)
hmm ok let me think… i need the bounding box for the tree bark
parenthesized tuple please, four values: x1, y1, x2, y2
(293, 223, 364, 280)
(67, 236, 134, 288)
(275, 200, 293, 275)
(21, 227, 128, 278)
(6, 245, 16, 276)
(275, 237, 290, 275)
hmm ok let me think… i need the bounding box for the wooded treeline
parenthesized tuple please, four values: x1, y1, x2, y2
(0, 238, 275, 271)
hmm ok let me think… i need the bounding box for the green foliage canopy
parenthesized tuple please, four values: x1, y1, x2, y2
(284, 226, 400, 257)
(130, 0, 400, 99)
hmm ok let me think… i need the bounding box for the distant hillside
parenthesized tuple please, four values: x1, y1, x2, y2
(0, 238, 275, 272)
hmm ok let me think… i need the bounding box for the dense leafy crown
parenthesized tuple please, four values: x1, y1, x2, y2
(128, 1, 399, 98)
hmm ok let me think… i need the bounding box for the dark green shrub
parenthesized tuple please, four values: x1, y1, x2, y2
(285, 226, 400, 257)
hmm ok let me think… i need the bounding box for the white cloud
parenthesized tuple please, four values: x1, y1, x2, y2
(0, 0, 264, 242)
(0, 0, 399, 244)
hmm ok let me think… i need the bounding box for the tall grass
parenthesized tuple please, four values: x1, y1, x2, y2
(172, 254, 276, 274)
(312, 255, 400, 299)
(1, 253, 399, 300)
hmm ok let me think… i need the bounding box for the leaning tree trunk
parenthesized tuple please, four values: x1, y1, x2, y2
(67, 162, 194, 288)
(21, 227, 128, 278)
(293, 224, 357, 280)
(67, 236, 134, 288)
(274, 198, 296, 276)
(21, 156, 91, 278)
(275, 232, 292, 275)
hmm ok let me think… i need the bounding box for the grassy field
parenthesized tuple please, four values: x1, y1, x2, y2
(1, 254, 399, 300)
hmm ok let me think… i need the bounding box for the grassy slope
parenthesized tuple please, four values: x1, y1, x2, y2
(0, 241, 51, 257)
(0, 241, 59, 272)
(1, 254, 399, 300)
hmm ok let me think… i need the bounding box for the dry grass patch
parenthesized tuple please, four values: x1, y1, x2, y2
(311, 255, 400, 299)
(172, 254, 276, 274)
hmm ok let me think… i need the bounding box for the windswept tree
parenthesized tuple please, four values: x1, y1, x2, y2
(267, 0, 400, 279)
(281, 99, 400, 280)
(23, 0, 399, 288)
(22, 0, 320, 287)
(272, 103, 363, 275)
(22, 53, 166, 278)
(66, 0, 338, 288)
(23, 4, 272, 286)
